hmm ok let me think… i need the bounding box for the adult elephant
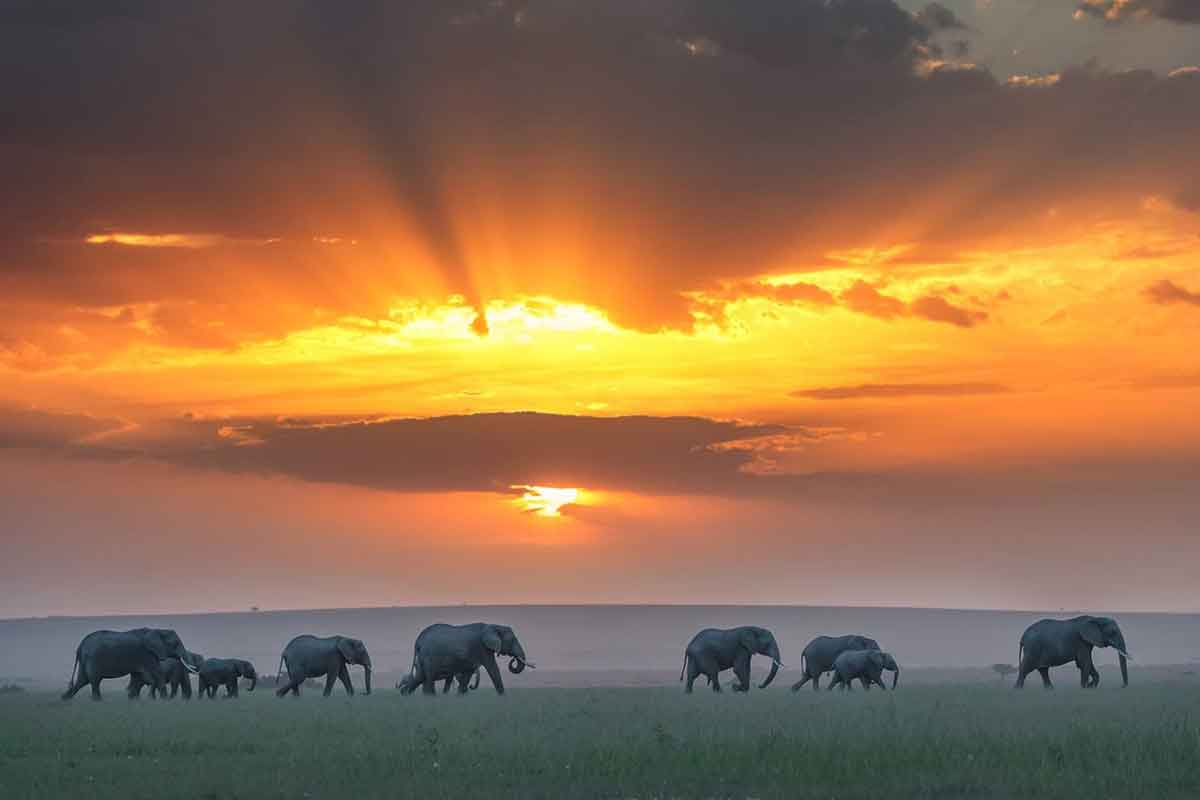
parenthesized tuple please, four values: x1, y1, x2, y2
(790, 635, 880, 691)
(680, 626, 784, 693)
(275, 635, 372, 697)
(827, 649, 900, 691)
(399, 623, 534, 696)
(127, 650, 204, 700)
(63, 628, 196, 701)
(198, 658, 258, 698)
(1015, 616, 1132, 689)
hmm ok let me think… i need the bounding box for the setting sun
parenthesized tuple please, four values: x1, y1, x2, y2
(512, 486, 582, 518)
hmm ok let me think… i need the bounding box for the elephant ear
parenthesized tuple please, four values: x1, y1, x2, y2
(142, 631, 169, 660)
(337, 638, 357, 663)
(482, 627, 503, 654)
(738, 629, 757, 654)
(1078, 620, 1106, 647)
(869, 651, 885, 668)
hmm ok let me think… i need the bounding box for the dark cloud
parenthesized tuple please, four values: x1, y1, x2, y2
(0, 0, 157, 28)
(57, 412, 851, 496)
(0, 408, 125, 449)
(915, 2, 968, 32)
(909, 294, 988, 327)
(837, 282, 986, 326)
(716, 279, 985, 327)
(840, 281, 909, 320)
(1076, 1, 1200, 24)
(0, 0, 1198, 351)
(791, 382, 1010, 400)
(1144, 279, 1200, 306)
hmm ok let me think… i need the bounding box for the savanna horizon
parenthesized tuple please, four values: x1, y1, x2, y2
(4, 0, 1200, 620)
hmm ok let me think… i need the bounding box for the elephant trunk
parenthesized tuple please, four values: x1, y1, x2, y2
(362, 657, 373, 695)
(758, 641, 781, 689)
(508, 641, 533, 674)
(247, 675, 257, 692)
(1118, 653, 1128, 688)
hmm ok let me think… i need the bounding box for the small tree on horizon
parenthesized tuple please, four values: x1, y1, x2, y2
(992, 663, 1016, 681)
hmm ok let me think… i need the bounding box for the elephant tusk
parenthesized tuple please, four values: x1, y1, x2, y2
(772, 659, 787, 669)
(1117, 650, 1134, 662)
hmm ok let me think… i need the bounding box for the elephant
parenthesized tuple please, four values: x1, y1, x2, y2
(397, 667, 481, 695)
(274, 635, 372, 697)
(1015, 616, 1132, 689)
(63, 628, 196, 701)
(198, 658, 258, 698)
(790, 634, 881, 692)
(398, 623, 534, 696)
(680, 626, 784, 693)
(127, 650, 204, 700)
(827, 649, 900, 691)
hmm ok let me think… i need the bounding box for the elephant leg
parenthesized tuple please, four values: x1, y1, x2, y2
(228, 679, 239, 698)
(337, 664, 354, 696)
(1077, 650, 1098, 689)
(812, 673, 820, 691)
(90, 675, 103, 700)
(277, 672, 302, 697)
(482, 656, 505, 695)
(684, 658, 701, 693)
(701, 661, 721, 692)
(442, 677, 453, 694)
(731, 652, 750, 692)
(1037, 667, 1053, 689)
(63, 673, 87, 701)
(791, 673, 810, 692)
(323, 671, 337, 697)
(860, 676, 871, 691)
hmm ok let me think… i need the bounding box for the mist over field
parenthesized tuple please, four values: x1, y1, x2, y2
(5, 605, 1198, 690)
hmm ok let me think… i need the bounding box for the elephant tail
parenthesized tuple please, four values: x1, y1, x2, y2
(679, 652, 689, 682)
(801, 651, 808, 677)
(1017, 641, 1024, 669)
(67, 647, 80, 690)
(274, 654, 286, 685)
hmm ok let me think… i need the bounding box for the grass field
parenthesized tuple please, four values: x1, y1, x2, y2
(1, 682, 1198, 799)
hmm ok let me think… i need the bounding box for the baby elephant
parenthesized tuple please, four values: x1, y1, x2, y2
(827, 649, 900, 691)
(198, 658, 258, 698)
(397, 667, 480, 695)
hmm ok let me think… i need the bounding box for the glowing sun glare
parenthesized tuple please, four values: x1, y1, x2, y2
(512, 485, 581, 517)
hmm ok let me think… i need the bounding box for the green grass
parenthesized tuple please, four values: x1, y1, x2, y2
(1, 683, 1198, 799)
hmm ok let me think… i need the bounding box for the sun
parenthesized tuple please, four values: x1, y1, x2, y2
(512, 485, 581, 517)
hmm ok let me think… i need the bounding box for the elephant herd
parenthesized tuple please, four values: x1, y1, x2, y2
(60, 615, 1133, 702)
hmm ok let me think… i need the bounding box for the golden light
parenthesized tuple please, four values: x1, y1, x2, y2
(85, 232, 222, 248)
(512, 485, 581, 517)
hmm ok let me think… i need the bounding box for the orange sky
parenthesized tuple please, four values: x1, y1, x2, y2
(2, 0, 1200, 617)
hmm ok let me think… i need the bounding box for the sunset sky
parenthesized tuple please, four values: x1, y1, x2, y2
(3, 0, 1200, 617)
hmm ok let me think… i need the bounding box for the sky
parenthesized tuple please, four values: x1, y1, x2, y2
(2, 0, 1199, 617)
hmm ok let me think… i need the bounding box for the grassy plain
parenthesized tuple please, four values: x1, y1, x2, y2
(1, 681, 1198, 799)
